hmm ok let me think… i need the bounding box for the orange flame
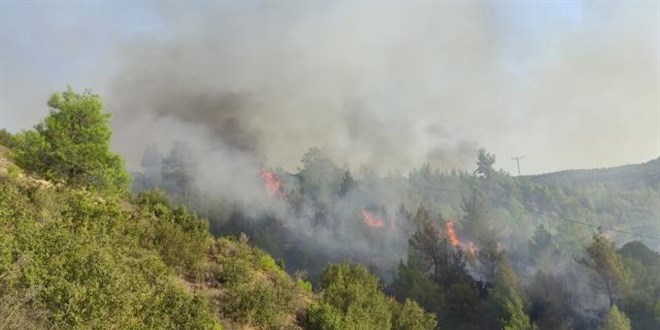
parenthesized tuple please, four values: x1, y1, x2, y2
(445, 221, 461, 247)
(260, 170, 285, 198)
(361, 209, 384, 228)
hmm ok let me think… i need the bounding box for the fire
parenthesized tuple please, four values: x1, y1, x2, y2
(445, 221, 461, 247)
(361, 209, 384, 228)
(260, 170, 285, 198)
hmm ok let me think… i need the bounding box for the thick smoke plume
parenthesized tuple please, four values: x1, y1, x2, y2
(107, 0, 657, 278)
(2, 2, 657, 323)
(109, 3, 499, 173)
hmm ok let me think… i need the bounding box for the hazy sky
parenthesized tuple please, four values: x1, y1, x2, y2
(1, 1, 658, 175)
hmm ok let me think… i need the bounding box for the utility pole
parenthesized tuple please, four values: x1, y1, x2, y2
(511, 156, 524, 176)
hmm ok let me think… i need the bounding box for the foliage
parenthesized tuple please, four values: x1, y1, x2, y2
(306, 263, 436, 330)
(134, 190, 210, 274)
(617, 241, 660, 329)
(297, 147, 343, 200)
(408, 207, 467, 285)
(474, 149, 496, 179)
(600, 306, 631, 330)
(579, 231, 631, 308)
(161, 141, 197, 202)
(338, 170, 356, 197)
(527, 272, 576, 329)
(212, 235, 311, 329)
(489, 256, 535, 330)
(125, 112, 659, 329)
(0, 129, 17, 148)
(0, 175, 220, 329)
(391, 299, 438, 330)
(12, 88, 130, 193)
(391, 259, 443, 314)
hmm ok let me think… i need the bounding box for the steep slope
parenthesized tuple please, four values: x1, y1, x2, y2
(0, 147, 312, 329)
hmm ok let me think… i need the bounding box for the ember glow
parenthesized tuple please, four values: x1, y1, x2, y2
(445, 221, 461, 247)
(260, 170, 285, 198)
(361, 209, 384, 228)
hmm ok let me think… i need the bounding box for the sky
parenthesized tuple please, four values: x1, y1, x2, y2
(1, 1, 658, 175)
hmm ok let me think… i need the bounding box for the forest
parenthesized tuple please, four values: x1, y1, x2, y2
(1, 88, 658, 330)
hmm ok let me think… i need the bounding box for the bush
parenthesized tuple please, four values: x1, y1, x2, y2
(391, 299, 438, 330)
(0, 176, 221, 329)
(305, 263, 436, 330)
(134, 191, 210, 274)
(213, 235, 310, 329)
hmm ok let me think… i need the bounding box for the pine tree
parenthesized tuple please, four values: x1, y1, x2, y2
(13, 87, 129, 193)
(579, 230, 631, 307)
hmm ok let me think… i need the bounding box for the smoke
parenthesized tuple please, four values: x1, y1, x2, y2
(106, 2, 657, 178)
(2, 3, 657, 322)
(108, 3, 499, 174)
(102, 0, 657, 284)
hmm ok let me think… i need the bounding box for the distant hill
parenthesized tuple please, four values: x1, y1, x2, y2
(524, 157, 660, 190)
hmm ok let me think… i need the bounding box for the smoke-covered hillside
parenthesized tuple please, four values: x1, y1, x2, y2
(132, 142, 660, 329)
(2, 2, 659, 329)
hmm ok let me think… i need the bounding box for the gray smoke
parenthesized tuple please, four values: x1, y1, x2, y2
(108, 3, 497, 173)
(103, 2, 657, 281)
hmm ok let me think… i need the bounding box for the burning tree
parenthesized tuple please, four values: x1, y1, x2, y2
(408, 208, 468, 286)
(361, 209, 384, 228)
(392, 206, 481, 327)
(260, 169, 286, 198)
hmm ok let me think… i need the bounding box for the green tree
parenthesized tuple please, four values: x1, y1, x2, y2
(474, 149, 496, 179)
(529, 225, 560, 273)
(490, 256, 535, 330)
(408, 207, 467, 285)
(461, 190, 494, 245)
(338, 170, 356, 197)
(579, 230, 631, 307)
(306, 263, 436, 330)
(528, 272, 576, 329)
(617, 241, 660, 329)
(306, 263, 393, 330)
(600, 306, 631, 330)
(0, 128, 17, 148)
(161, 141, 196, 202)
(408, 207, 443, 276)
(13, 87, 129, 193)
(391, 258, 443, 315)
(132, 143, 164, 192)
(391, 299, 437, 330)
(461, 192, 500, 283)
(297, 148, 342, 200)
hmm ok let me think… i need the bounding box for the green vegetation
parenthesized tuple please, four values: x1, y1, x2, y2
(1, 88, 439, 329)
(131, 138, 658, 329)
(600, 306, 632, 330)
(210, 234, 311, 329)
(12, 88, 130, 193)
(305, 263, 435, 330)
(0, 168, 220, 329)
(2, 88, 658, 329)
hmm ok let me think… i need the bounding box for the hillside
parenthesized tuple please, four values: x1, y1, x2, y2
(1, 88, 657, 329)
(0, 151, 314, 329)
(525, 158, 660, 190)
(131, 146, 659, 329)
(0, 89, 435, 330)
